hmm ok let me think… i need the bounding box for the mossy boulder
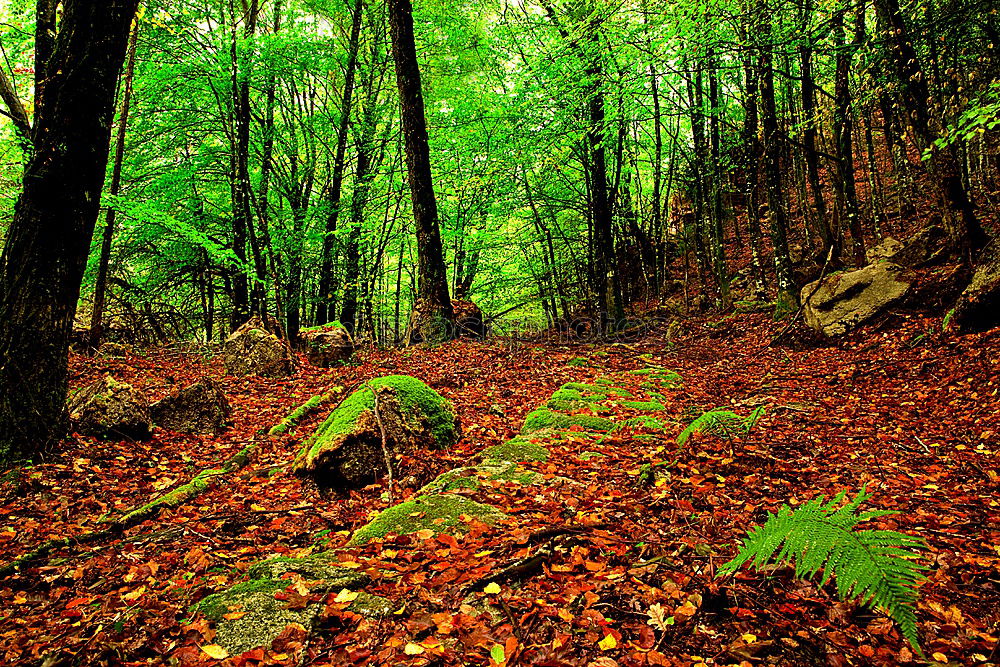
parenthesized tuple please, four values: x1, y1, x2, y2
(192, 554, 383, 655)
(420, 462, 542, 493)
(560, 381, 632, 399)
(481, 437, 550, 463)
(295, 375, 460, 489)
(521, 408, 614, 435)
(68, 375, 152, 440)
(223, 316, 296, 378)
(348, 493, 505, 546)
(150, 378, 231, 435)
(300, 322, 355, 367)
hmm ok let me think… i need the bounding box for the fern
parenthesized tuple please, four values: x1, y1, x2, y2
(717, 489, 927, 652)
(676, 406, 764, 447)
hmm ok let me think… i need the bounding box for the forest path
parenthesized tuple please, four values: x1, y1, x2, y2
(1, 311, 997, 665)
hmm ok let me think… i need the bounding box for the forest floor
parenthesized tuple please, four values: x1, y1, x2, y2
(1, 309, 998, 667)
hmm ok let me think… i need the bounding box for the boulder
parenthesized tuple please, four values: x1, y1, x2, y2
(866, 237, 903, 263)
(952, 241, 1000, 332)
(300, 323, 354, 367)
(294, 375, 460, 489)
(802, 263, 912, 337)
(223, 316, 295, 378)
(452, 299, 486, 338)
(892, 223, 950, 268)
(150, 378, 231, 435)
(192, 552, 389, 656)
(98, 342, 130, 358)
(68, 375, 152, 440)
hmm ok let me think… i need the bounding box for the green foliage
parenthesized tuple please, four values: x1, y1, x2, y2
(676, 406, 764, 447)
(718, 489, 927, 652)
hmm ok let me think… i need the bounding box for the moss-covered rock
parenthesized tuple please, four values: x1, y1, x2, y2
(246, 553, 371, 586)
(481, 438, 550, 463)
(300, 322, 355, 367)
(620, 399, 667, 412)
(420, 463, 542, 493)
(348, 493, 505, 546)
(295, 375, 460, 489)
(68, 375, 152, 440)
(223, 316, 296, 378)
(560, 381, 632, 399)
(566, 357, 590, 368)
(521, 408, 614, 435)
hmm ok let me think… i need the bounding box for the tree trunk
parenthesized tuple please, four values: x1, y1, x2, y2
(317, 0, 365, 325)
(832, 7, 865, 266)
(0, 0, 140, 464)
(89, 19, 140, 351)
(389, 0, 455, 344)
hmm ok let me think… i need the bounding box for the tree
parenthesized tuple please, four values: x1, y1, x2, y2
(0, 0, 141, 464)
(388, 0, 454, 344)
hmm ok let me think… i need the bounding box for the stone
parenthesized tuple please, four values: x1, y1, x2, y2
(68, 375, 152, 440)
(98, 342, 130, 358)
(300, 323, 354, 367)
(223, 316, 295, 378)
(953, 241, 1000, 332)
(892, 223, 950, 268)
(866, 237, 903, 262)
(347, 493, 505, 546)
(150, 378, 231, 435)
(294, 375, 460, 489)
(802, 263, 912, 337)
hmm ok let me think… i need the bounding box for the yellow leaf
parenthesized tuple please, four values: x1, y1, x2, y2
(415, 528, 435, 540)
(334, 589, 360, 604)
(200, 644, 229, 660)
(250, 503, 266, 511)
(483, 582, 502, 594)
(932, 652, 947, 662)
(597, 634, 617, 650)
(404, 642, 425, 655)
(741, 633, 757, 643)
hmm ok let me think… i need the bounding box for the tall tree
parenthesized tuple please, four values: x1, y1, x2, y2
(388, 0, 455, 343)
(0, 0, 141, 464)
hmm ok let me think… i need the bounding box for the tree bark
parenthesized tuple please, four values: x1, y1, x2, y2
(0, 0, 140, 464)
(389, 0, 454, 344)
(89, 19, 140, 351)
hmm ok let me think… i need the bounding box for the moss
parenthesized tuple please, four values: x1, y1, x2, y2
(348, 493, 506, 546)
(561, 381, 632, 399)
(521, 408, 614, 435)
(347, 591, 394, 617)
(269, 393, 329, 436)
(421, 463, 542, 493)
(246, 553, 370, 586)
(578, 451, 606, 461)
(193, 579, 288, 622)
(616, 415, 666, 430)
(566, 357, 590, 368)
(306, 375, 458, 463)
(481, 438, 550, 463)
(621, 399, 667, 412)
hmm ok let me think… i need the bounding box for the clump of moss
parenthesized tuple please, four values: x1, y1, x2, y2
(566, 357, 590, 368)
(578, 451, 606, 461)
(246, 553, 370, 586)
(521, 408, 614, 435)
(348, 494, 505, 546)
(482, 437, 550, 463)
(561, 381, 632, 399)
(192, 579, 288, 622)
(629, 368, 683, 388)
(421, 463, 542, 493)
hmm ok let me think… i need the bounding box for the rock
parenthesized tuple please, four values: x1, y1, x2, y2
(893, 223, 950, 268)
(347, 493, 505, 546)
(802, 263, 912, 336)
(223, 316, 295, 378)
(300, 323, 354, 367)
(452, 299, 486, 338)
(150, 378, 231, 435)
(953, 241, 1000, 332)
(294, 375, 461, 488)
(98, 342, 130, 358)
(192, 552, 386, 655)
(68, 375, 152, 440)
(866, 237, 903, 262)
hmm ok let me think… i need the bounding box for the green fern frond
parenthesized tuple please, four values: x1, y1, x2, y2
(717, 489, 927, 652)
(676, 406, 764, 447)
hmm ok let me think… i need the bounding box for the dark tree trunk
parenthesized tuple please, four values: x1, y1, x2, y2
(758, 8, 798, 311)
(832, 7, 866, 266)
(740, 16, 767, 299)
(317, 0, 365, 326)
(89, 20, 140, 351)
(389, 0, 454, 344)
(0, 0, 140, 464)
(340, 117, 379, 335)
